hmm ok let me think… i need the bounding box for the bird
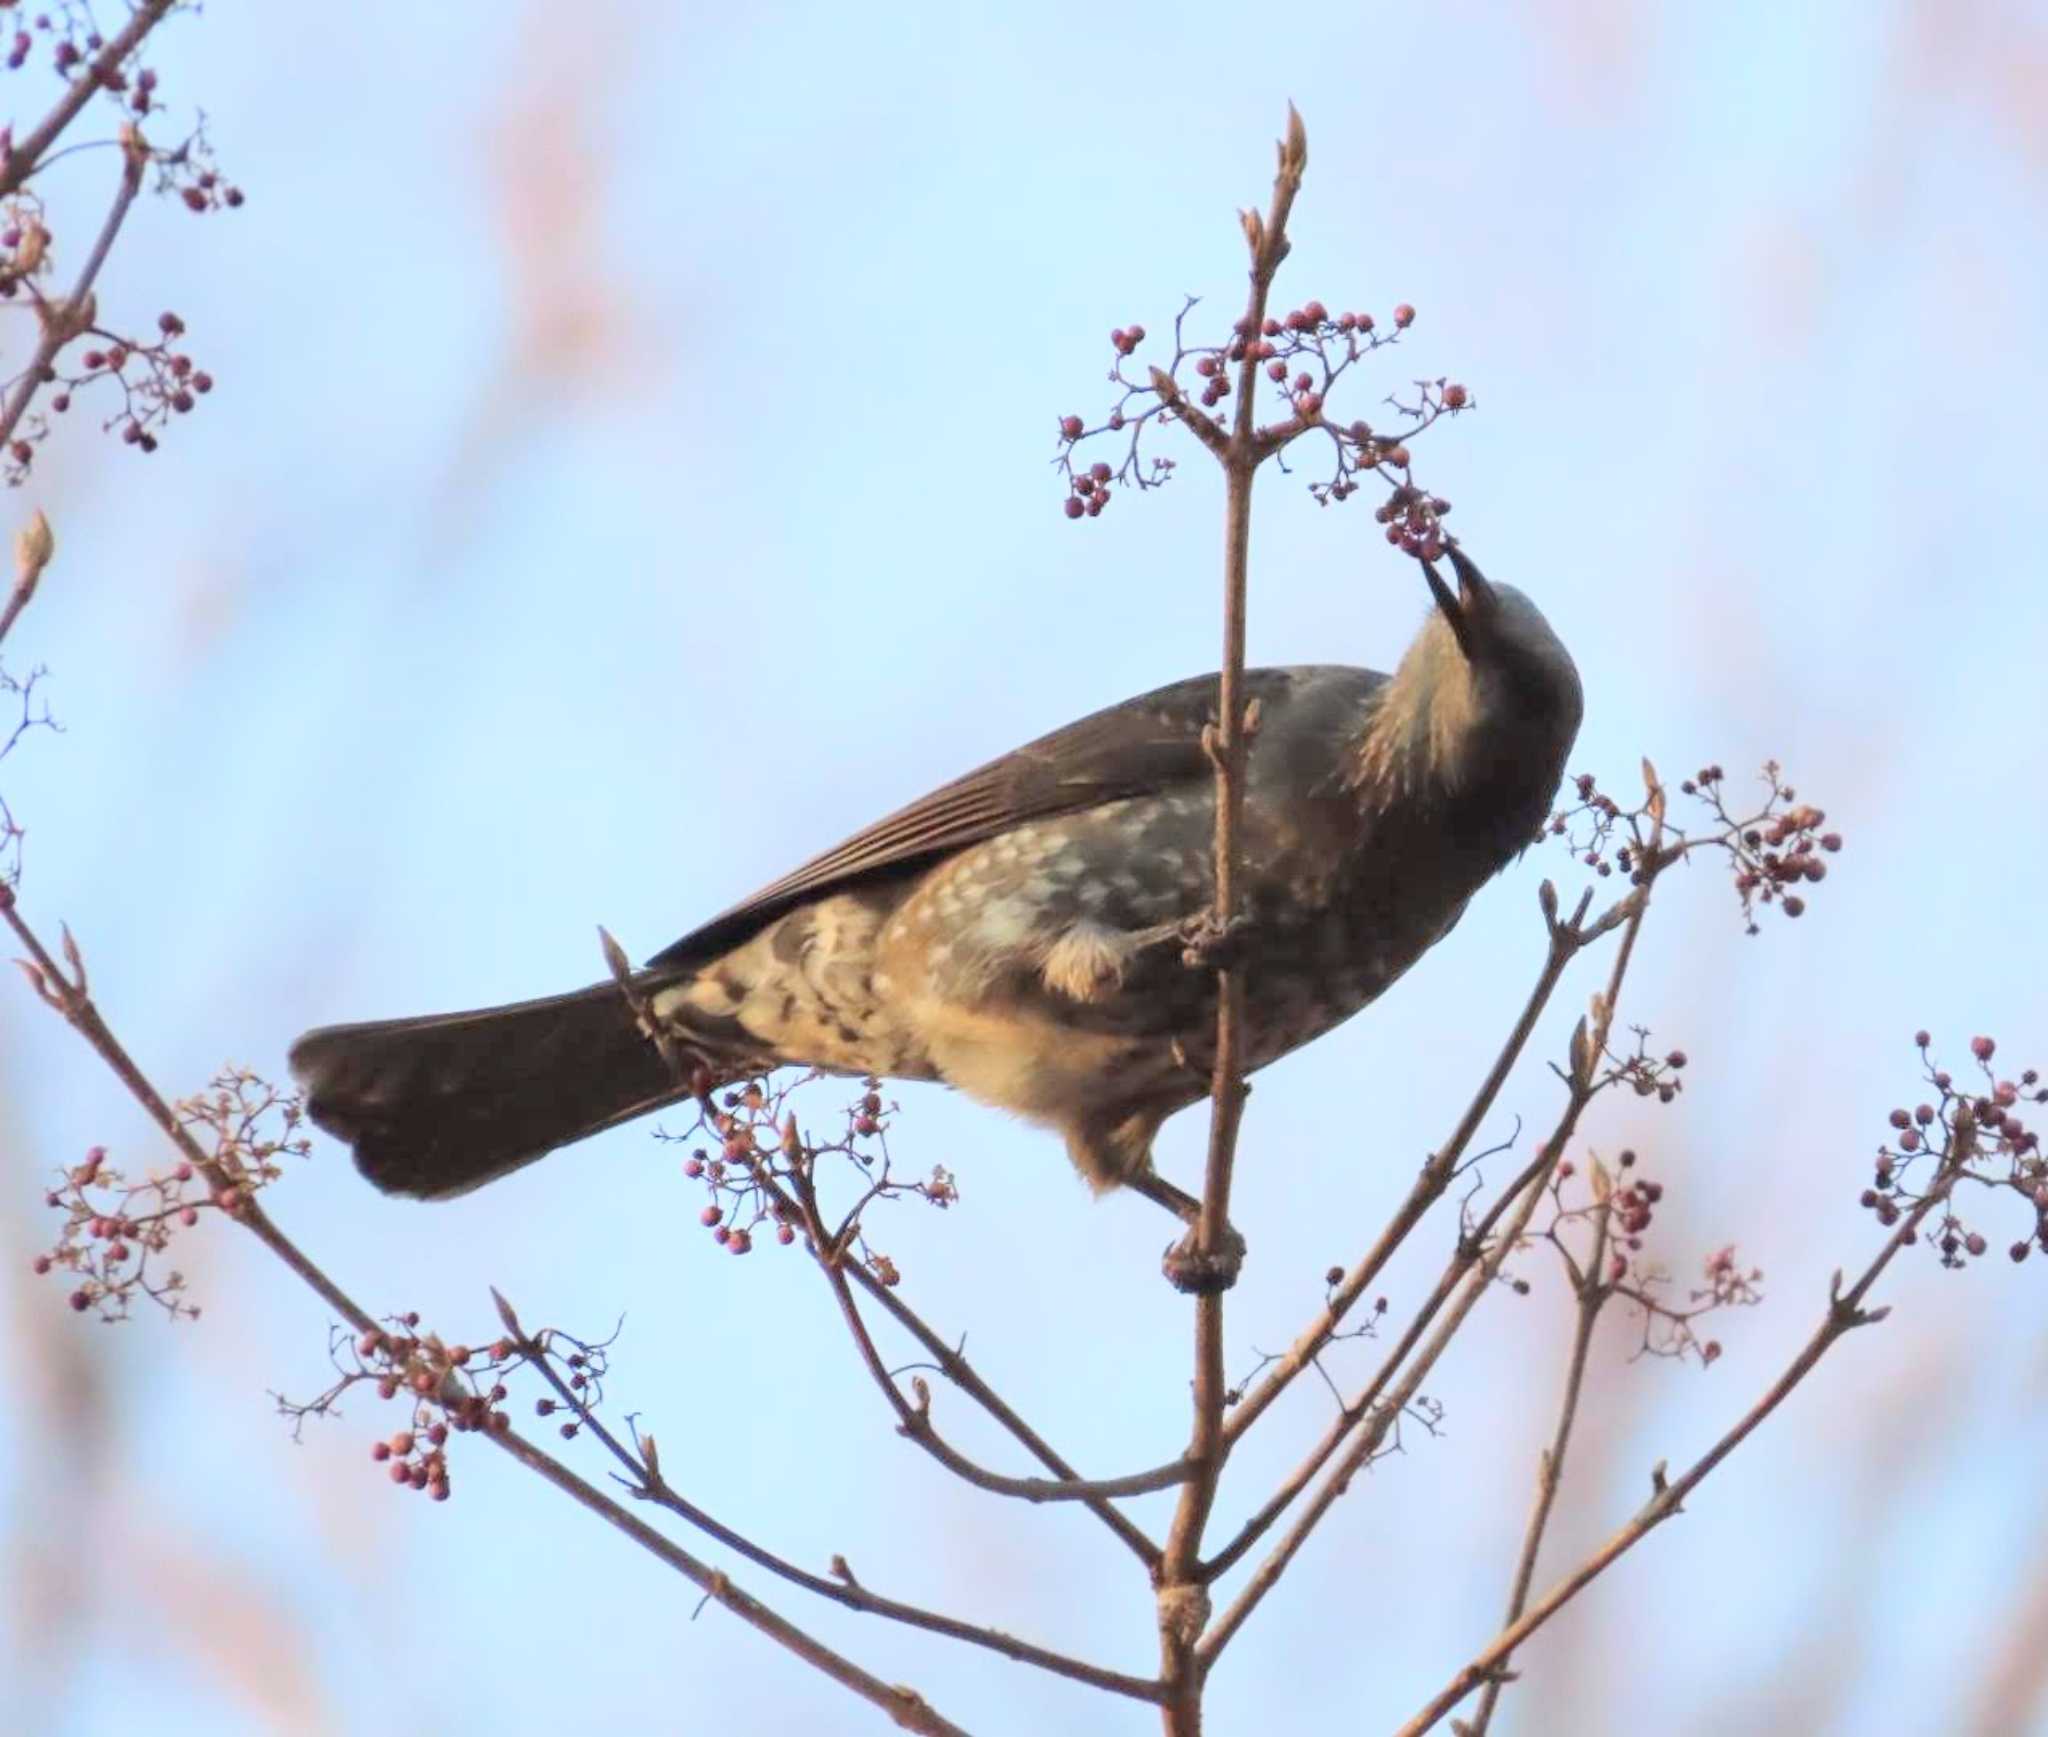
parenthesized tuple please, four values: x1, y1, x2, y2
(290, 544, 1582, 1280)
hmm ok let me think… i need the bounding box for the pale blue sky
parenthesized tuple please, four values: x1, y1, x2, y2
(4, 4, 2047, 1733)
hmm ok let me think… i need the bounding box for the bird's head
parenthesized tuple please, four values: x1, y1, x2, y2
(1353, 543, 1584, 809)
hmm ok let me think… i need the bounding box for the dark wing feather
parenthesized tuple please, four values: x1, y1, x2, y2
(649, 665, 1346, 967)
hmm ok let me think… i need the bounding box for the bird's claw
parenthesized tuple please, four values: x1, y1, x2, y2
(1179, 911, 1252, 972)
(1162, 1223, 1248, 1294)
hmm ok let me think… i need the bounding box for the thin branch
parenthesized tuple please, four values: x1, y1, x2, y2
(1394, 1117, 1973, 1737)
(1201, 899, 1628, 1584)
(844, 1250, 1167, 1567)
(1156, 101, 1309, 1737)
(5, 897, 964, 1727)
(706, 1135, 1164, 1569)
(497, 1293, 1164, 1705)
(3, 901, 377, 1333)
(1222, 884, 1600, 1446)
(807, 1181, 1190, 1513)
(0, 513, 54, 653)
(1201, 804, 1666, 1662)
(0, 125, 148, 456)
(1199, 1143, 1556, 1583)
(1464, 1181, 1615, 1735)
(488, 1418, 972, 1737)
(0, 0, 177, 199)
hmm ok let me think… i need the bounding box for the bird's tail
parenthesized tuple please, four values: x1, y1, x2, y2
(289, 974, 739, 1199)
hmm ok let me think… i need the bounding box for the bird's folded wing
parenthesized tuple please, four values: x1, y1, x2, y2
(648, 665, 1336, 967)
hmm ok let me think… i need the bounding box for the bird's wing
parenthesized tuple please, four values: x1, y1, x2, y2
(649, 665, 1354, 967)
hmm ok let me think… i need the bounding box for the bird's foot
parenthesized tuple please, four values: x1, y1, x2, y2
(1162, 1223, 1248, 1295)
(1178, 910, 1253, 972)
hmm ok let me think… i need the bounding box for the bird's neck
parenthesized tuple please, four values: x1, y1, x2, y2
(1349, 612, 1483, 805)
(1347, 614, 1567, 862)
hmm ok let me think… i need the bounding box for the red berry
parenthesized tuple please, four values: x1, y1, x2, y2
(1088, 460, 1111, 483)
(1063, 497, 1084, 520)
(1393, 303, 1415, 328)
(1443, 382, 1468, 408)
(1059, 415, 1083, 440)
(699, 1204, 721, 1226)
(1303, 299, 1327, 323)
(1972, 1035, 1996, 1062)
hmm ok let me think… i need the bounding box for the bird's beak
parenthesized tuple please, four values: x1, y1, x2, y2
(1445, 544, 1497, 619)
(1417, 540, 1499, 659)
(1420, 544, 1496, 659)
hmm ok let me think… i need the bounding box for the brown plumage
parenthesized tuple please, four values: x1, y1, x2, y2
(290, 548, 1582, 1216)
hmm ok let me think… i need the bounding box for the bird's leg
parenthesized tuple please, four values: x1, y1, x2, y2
(1127, 1169, 1247, 1295)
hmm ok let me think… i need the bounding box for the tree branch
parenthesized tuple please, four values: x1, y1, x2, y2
(1464, 1176, 1615, 1735)
(488, 1415, 973, 1736)
(0, 0, 177, 199)
(1200, 800, 1667, 1663)
(1394, 1113, 1973, 1736)
(0, 125, 148, 457)
(495, 1291, 1164, 1705)
(1155, 100, 1308, 1737)
(1221, 883, 1599, 1447)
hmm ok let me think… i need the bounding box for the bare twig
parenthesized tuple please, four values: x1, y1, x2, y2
(0, 126, 149, 456)
(6, 692, 961, 1737)
(1201, 799, 1667, 1664)
(489, 1416, 973, 1737)
(0, 0, 177, 200)
(843, 1248, 1168, 1567)
(496, 1291, 1164, 1704)
(695, 1120, 1166, 1568)
(1464, 1169, 1616, 1735)
(1155, 101, 1309, 1737)
(801, 1174, 1192, 1512)
(1221, 883, 1600, 1446)
(1393, 1112, 1974, 1737)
